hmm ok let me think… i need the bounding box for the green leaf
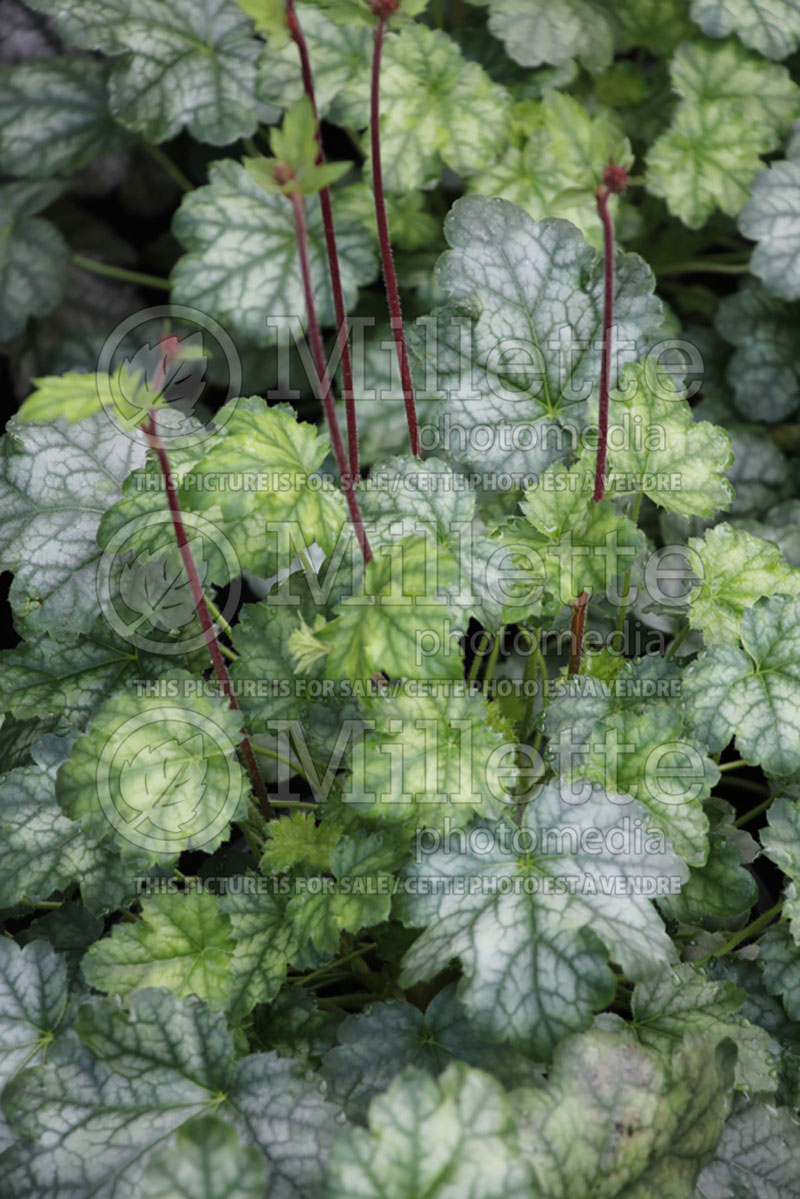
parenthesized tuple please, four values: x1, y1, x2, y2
(697, 1101, 800, 1197)
(325, 1062, 537, 1199)
(517, 1029, 735, 1198)
(737, 500, 800, 569)
(286, 829, 398, 956)
(56, 673, 248, 864)
(0, 736, 135, 913)
(35, 0, 272, 144)
(759, 922, 800, 1019)
(580, 706, 717, 866)
(690, 0, 800, 60)
(0, 939, 69, 1094)
(761, 796, 800, 939)
(252, 986, 339, 1062)
(659, 797, 758, 924)
(683, 595, 800, 776)
(236, 0, 288, 42)
(715, 283, 800, 422)
(515, 460, 646, 604)
(0, 57, 125, 179)
(2, 989, 340, 1198)
(171, 159, 376, 345)
(18, 372, 111, 426)
(0, 181, 69, 343)
(710, 955, 800, 1102)
(646, 40, 799, 229)
(631, 963, 777, 1094)
(473, 0, 615, 72)
(398, 780, 687, 1058)
(17, 902, 104, 984)
(334, 181, 440, 252)
(83, 891, 235, 1009)
(17, 364, 182, 430)
(0, 621, 164, 727)
(260, 811, 344, 873)
(543, 664, 718, 867)
(350, 687, 517, 829)
(366, 24, 511, 192)
(321, 983, 542, 1120)
(359, 455, 509, 630)
(582, 358, 734, 518)
(420, 196, 661, 481)
(668, 38, 800, 137)
(229, 599, 354, 757)
(0, 413, 146, 640)
(470, 92, 633, 248)
(178, 397, 348, 577)
(320, 535, 463, 684)
(740, 159, 800, 302)
(611, 0, 694, 54)
(143, 1114, 268, 1199)
(220, 887, 301, 1019)
(95, 422, 234, 597)
(687, 523, 800, 646)
(647, 102, 766, 230)
(256, 4, 372, 127)
(23, 0, 128, 54)
(265, 95, 319, 172)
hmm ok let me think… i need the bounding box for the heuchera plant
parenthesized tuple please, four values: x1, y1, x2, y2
(3, 0, 800, 1195)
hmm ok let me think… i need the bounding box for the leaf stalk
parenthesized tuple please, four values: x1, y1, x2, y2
(286, 0, 361, 480)
(141, 410, 276, 820)
(370, 13, 421, 457)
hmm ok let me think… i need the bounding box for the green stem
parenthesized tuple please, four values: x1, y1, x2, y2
(722, 776, 768, 796)
(665, 623, 690, 659)
(317, 992, 381, 1009)
(656, 260, 750, 276)
(694, 901, 783, 966)
(482, 628, 504, 690)
(719, 758, 748, 773)
(271, 799, 319, 809)
(294, 946, 369, 986)
(72, 254, 171, 291)
(144, 142, 192, 193)
(734, 795, 775, 828)
(249, 740, 314, 784)
(204, 595, 235, 639)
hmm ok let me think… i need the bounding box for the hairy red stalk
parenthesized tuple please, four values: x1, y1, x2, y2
(568, 592, 589, 676)
(592, 184, 616, 503)
(289, 190, 373, 562)
(568, 165, 628, 676)
(286, 0, 360, 481)
(370, 9, 421, 458)
(141, 409, 276, 820)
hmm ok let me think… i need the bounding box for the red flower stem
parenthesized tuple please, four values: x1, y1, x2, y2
(141, 411, 276, 820)
(286, 0, 360, 481)
(370, 16, 421, 458)
(288, 191, 373, 563)
(593, 185, 614, 503)
(568, 183, 616, 676)
(568, 592, 589, 676)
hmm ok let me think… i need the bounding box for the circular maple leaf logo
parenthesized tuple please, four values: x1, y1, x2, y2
(96, 706, 244, 855)
(96, 304, 242, 446)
